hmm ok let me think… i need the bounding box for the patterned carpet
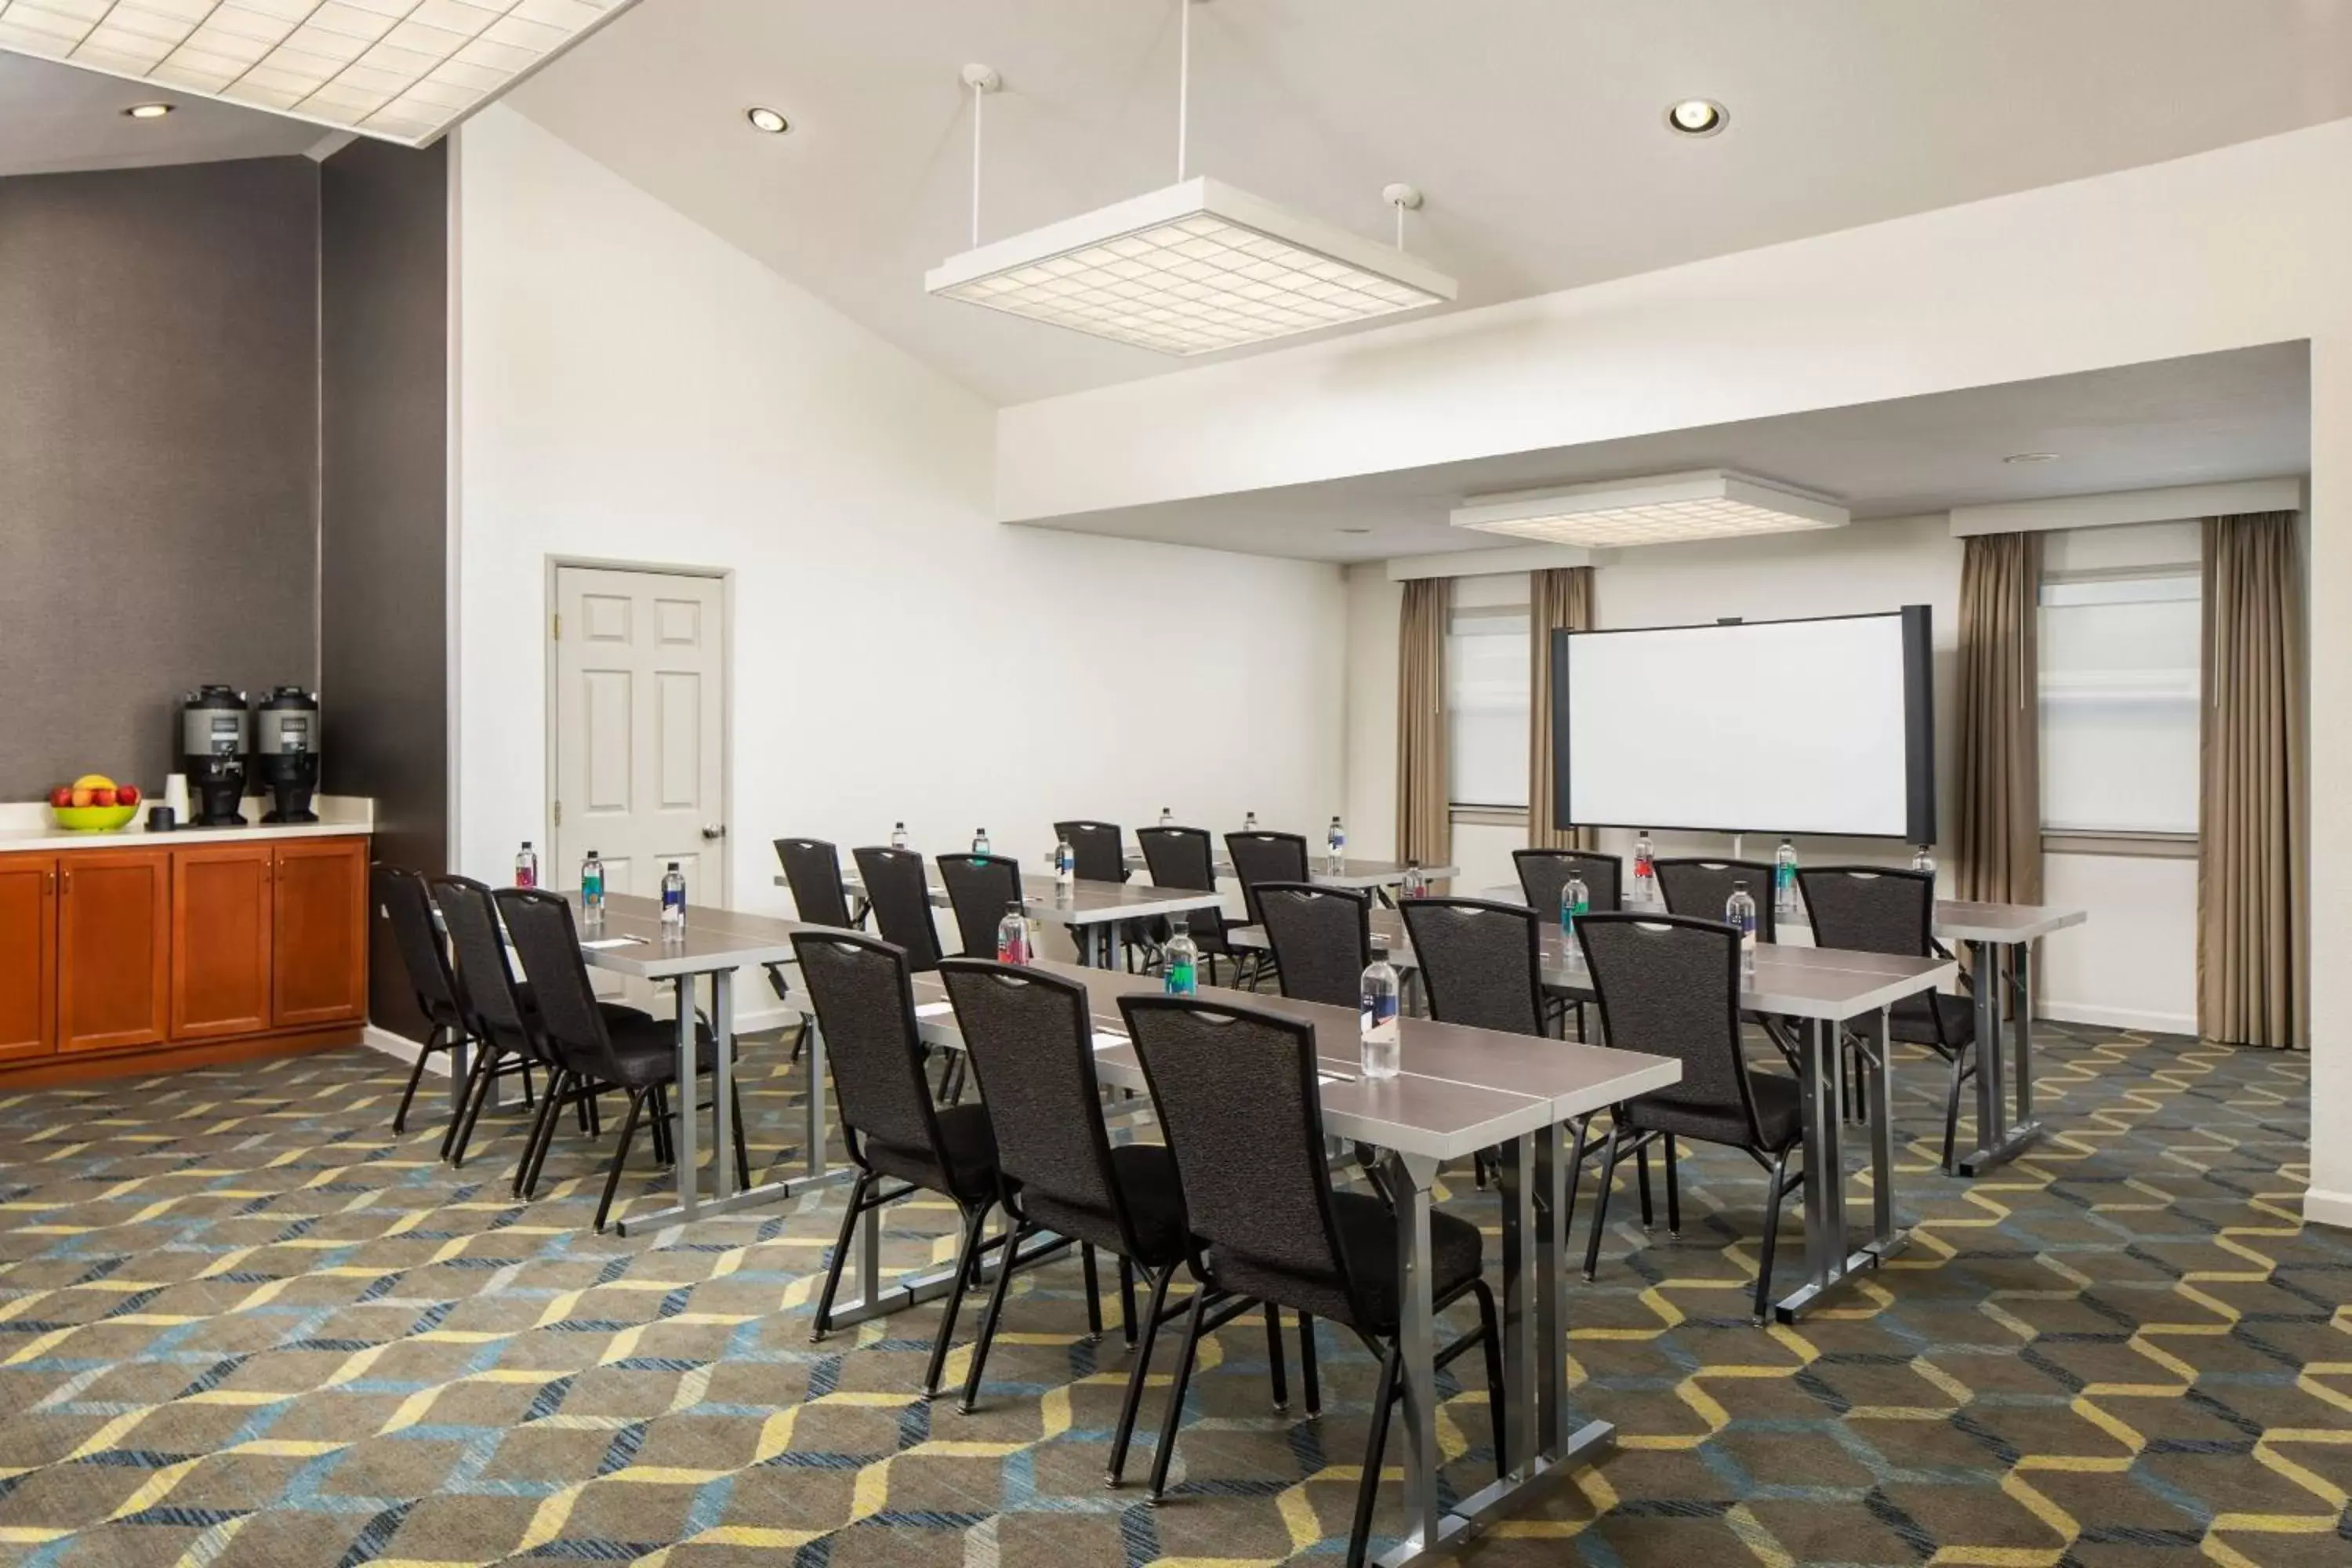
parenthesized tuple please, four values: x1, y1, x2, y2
(0, 1022, 2342, 1567)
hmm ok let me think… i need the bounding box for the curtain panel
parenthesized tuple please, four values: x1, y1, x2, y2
(1955, 532, 2044, 906)
(1396, 575, 1451, 866)
(1526, 566, 1595, 850)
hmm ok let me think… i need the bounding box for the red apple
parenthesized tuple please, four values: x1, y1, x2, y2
(117, 784, 140, 808)
(91, 787, 118, 808)
(49, 786, 72, 809)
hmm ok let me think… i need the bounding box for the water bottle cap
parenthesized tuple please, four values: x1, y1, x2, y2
(521, 841, 533, 849)
(587, 849, 599, 857)
(667, 862, 680, 870)
(1733, 879, 1748, 890)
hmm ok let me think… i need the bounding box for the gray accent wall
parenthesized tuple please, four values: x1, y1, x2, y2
(0, 157, 321, 798)
(321, 136, 451, 1042)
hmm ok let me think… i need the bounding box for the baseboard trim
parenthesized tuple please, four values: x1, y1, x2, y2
(735, 1005, 804, 1035)
(363, 1025, 449, 1075)
(2035, 1002, 2197, 1036)
(2302, 1188, 2352, 1232)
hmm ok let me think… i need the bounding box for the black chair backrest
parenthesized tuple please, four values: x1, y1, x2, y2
(1796, 866, 1933, 957)
(495, 887, 620, 1080)
(1052, 821, 1130, 884)
(852, 846, 945, 971)
(1574, 913, 1763, 1145)
(775, 837, 857, 929)
(1397, 896, 1547, 1036)
(1224, 830, 1312, 927)
(430, 874, 530, 1042)
(1654, 858, 1778, 943)
(375, 864, 462, 1029)
(1256, 882, 1372, 1009)
(1119, 993, 1362, 1325)
(939, 960, 1134, 1238)
(790, 929, 945, 1160)
(936, 853, 1023, 959)
(1515, 848, 1624, 918)
(1137, 826, 1228, 946)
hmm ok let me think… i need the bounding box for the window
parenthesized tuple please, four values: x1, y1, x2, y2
(2038, 569, 2201, 834)
(1446, 602, 1531, 809)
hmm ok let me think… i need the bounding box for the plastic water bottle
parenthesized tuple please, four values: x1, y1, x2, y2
(1054, 834, 1076, 888)
(890, 821, 909, 851)
(1327, 815, 1346, 873)
(1159, 806, 1175, 828)
(972, 827, 990, 857)
(1359, 937, 1401, 1080)
(1633, 829, 1657, 903)
(1726, 880, 1758, 975)
(1559, 873, 1589, 938)
(1773, 838, 1800, 917)
(514, 840, 539, 888)
(579, 849, 605, 920)
(1912, 844, 1937, 877)
(1163, 915, 1199, 996)
(660, 862, 686, 927)
(996, 900, 1032, 965)
(1401, 859, 1427, 899)
(1243, 810, 1258, 833)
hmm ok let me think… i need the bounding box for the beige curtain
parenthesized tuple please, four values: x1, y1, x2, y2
(1396, 576, 1451, 866)
(1527, 566, 1596, 850)
(2198, 512, 2307, 1047)
(1955, 532, 2043, 906)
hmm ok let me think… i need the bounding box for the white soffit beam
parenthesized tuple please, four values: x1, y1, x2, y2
(1387, 542, 1596, 582)
(1451, 470, 1848, 549)
(1949, 476, 2307, 535)
(927, 176, 1458, 358)
(0, 0, 642, 147)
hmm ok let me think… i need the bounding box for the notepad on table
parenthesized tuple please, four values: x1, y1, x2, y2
(1091, 1030, 1130, 1052)
(579, 936, 646, 950)
(914, 1001, 956, 1018)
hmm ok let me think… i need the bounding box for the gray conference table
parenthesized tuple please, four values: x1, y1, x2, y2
(1119, 848, 1462, 891)
(789, 869, 1224, 967)
(1232, 907, 1955, 1321)
(1476, 884, 2086, 1174)
(837, 957, 1679, 1568)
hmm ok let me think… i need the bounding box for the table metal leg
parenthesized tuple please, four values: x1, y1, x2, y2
(1958, 939, 2045, 1174)
(1496, 1133, 1539, 1472)
(1775, 1014, 1896, 1322)
(802, 1011, 829, 1182)
(710, 968, 735, 1202)
(1384, 1151, 1443, 1563)
(1861, 1007, 1906, 1265)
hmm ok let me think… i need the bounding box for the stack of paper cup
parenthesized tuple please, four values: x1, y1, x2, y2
(162, 774, 191, 821)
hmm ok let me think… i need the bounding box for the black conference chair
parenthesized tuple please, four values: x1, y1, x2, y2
(1052, 820, 1131, 884)
(1119, 994, 1506, 1568)
(1798, 866, 1977, 1171)
(936, 853, 1024, 960)
(1653, 858, 1780, 942)
(429, 875, 548, 1167)
(1136, 826, 1240, 987)
(775, 837, 861, 929)
(938, 959, 1200, 1446)
(372, 864, 474, 1135)
(795, 931, 1007, 1398)
(1225, 829, 1312, 988)
(1512, 849, 1622, 1040)
(499, 888, 746, 1231)
(1575, 913, 1808, 1323)
(851, 846, 945, 971)
(1255, 882, 1373, 1009)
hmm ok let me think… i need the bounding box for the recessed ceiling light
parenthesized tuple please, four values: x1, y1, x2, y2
(2002, 452, 2060, 464)
(746, 107, 790, 135)
(122, 103, 172, 120)
(1665, 99, 1727, 137)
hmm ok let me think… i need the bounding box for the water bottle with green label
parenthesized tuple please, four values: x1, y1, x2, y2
(580, 849, 605, 920)
(1163, 914, 1199, 996)
(1559, 873, 1588, 938)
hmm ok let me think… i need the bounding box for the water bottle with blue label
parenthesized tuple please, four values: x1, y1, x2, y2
(1163, 915, 1199, 996)
(1726, 880, 1758, 975)
(660, 862, 686, 927)
(1327, 815, 1346, 873)
(1243, 810, 1258, 833)
(890, 822, 909, 851)
(1359, 936, 1401, 1080)
(1055, 834, 1076, 888)
(580, 848, 605, 920)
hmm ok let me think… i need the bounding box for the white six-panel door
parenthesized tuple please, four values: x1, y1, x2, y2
(552, 565, 728, 909)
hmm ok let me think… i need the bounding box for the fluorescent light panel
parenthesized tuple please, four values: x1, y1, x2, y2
(0, 0, 639, 146)
(927, 176, 1457, 357)
(1450, 470, 1849, 549)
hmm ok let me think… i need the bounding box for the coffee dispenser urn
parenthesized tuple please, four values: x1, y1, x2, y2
(255, 687, 321, 825)
(180, 686, 251, 826)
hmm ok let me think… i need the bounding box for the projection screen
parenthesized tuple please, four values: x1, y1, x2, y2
(1551, 607, 1936, 841)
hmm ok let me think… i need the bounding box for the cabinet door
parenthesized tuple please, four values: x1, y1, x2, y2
(273, 838, 368, 1029)
(56, 849, 171, 1054)
(0, 854, 57, 1062)
(171, 844, 275, 1040)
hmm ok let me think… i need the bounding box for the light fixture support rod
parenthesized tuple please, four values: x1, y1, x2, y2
(1177, 0, 1192, 180)
(962, 64, 1002, 249)
(1383, 183, 1424, 252)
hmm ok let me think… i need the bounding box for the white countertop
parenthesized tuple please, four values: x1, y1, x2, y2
(0, 794, 373, 855)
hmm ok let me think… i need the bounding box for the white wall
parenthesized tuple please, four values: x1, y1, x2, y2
(452, 108, 1347, 937)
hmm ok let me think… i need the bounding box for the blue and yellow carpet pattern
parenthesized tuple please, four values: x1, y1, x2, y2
(0, 1023, 2341, 1566)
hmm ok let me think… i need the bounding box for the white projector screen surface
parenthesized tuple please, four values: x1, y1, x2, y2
(1559, 612, 1930, 839)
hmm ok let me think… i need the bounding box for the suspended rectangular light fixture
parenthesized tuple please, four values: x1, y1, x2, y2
(0, 0, 641, 146)
(926, 176, 1457, 357)
(1450, 470, 1849, 549)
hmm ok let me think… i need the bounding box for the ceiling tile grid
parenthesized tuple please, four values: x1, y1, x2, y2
(0, 0, 634, 143)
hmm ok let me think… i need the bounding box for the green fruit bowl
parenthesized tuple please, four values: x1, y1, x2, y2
(49, 804, 139, 833)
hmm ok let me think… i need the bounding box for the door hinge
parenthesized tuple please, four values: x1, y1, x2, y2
(552, 612, 561, 641)
(554, 800, 563, 827)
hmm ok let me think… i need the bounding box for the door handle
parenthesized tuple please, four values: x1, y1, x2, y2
(702, 824, 728, 840)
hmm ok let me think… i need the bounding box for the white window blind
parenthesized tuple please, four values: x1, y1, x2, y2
(2038, 570, 2201, 833)
(1446, 602, 1531, 808)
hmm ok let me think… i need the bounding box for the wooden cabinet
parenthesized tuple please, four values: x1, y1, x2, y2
(172, 844, 275, 1040)
(270, 837, 368, 1029)
(0, 853, 57, 1063)
(56, 848, 172, 1055)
